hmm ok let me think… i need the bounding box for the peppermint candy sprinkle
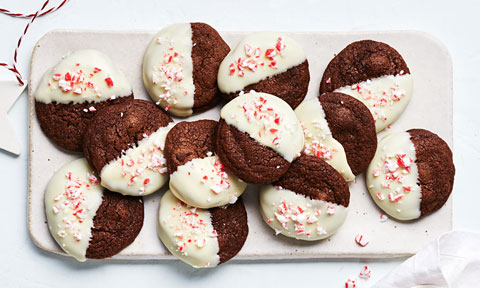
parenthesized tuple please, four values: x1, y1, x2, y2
(52, 171, 98, 243)
(359, 265, 372, 279)
(119, 133, 167, 194)
(301, 123, 336, 161)
(373, 152, 414, 203)
(355, 234, 369, 247)
(347, 72, 407, 123)
(379, 213, 389, 222)
(345, 279, 356, 288)
(169, 201, 218, 254)
(228, 37, 286, 77)
(241, 95, 283, 146)
(208, 158, 231, 194)
(152, 38, 188, 108)
(49, 65, 112, 97)
(270, 199, 325, 237)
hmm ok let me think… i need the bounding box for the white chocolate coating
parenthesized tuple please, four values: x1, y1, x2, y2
(218, 32, 306, 94)
(157, 190, 220, 268)
(45, 158, 103, 262)
(334, 74, 413, 132)
(259, 185, 348, 241)
(294, 97, 355, 181)
(366, 131, 421, 220)
(35, 49, 132, 104)
(100, 122, 174, 196)
(220, 92, 304, 162)
(170, 155, 247, 208)
(143, 23, 195, 116)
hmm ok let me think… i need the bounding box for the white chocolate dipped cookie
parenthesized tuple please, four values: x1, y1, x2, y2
(35, 49, 133, 151)
(218, 32, 309, 108)
(83, 99, 174, 196)
(320, 40, 413, 132)
(295, 97, 354, 181)
(157, 190, 248, 268)
(295, 92, 377, 180)
(35, 49, 132, 104)
(367, 129, 454, 220)
(45, 158, 144, 262)
(164, 120, 247, 208)
(100, 122, 175, 196)
(296, 92, 377, 177)
(216, 91, 304, 184)
(259, 155, 350, 240)
(143, 22, 230, 116)
(45, 159, 102, 261)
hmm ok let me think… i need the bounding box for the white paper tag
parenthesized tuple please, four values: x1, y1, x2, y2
(0, 80, 26, 155)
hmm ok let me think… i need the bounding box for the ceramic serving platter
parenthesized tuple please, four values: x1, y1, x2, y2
(28, 30, 453, 261)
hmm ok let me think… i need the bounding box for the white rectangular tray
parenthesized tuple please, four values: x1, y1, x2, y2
(28, 30, 453, 260)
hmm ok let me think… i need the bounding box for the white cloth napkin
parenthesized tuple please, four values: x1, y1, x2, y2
(373, 231, 480, 288)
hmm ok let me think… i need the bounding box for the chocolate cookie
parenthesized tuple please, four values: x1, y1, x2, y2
(366, 129, 454, 220)
(34, 49, 134, 152)
(164, 120, 246, 208)
(86, 190, 144, 259)
(143, 22, 230, 117)
(45, 158, 144, 262)
(260, 155, 350, 240)
(83, 99, 174, 196)
(320, 40, 413, 132)
(217, 32, 309, 109)
(295, 92, 376, 180)
(408, 129, 455, 216)
(165, 120, 218, 174)
(210, 196, 248, 263)
(216, 92, 304, 184)
(157, 190, 248, 268)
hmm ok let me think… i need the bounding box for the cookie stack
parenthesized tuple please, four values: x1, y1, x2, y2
(35, 23, 455, 268)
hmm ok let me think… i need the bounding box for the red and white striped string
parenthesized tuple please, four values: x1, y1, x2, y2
(0, 0, 68, 18)
(0, 0, 69, 86)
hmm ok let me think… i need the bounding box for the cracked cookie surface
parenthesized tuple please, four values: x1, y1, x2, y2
(83, 99, 173, 176)
(319, 92, 377, 175)
(274, 154, 350, 207)
(86, 190, 144, 259)
(164, 120, 218, 174)
(408, 129, 455, 216)
(191, 23, 230, 113)
(320, 40, 410, 94)
(210, 197, 248, 264)
(215, 119, 290, 184)
(35, 95, 134, 152)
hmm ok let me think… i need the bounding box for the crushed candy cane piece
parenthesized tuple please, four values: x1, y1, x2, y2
(326, 205, 336, 215)
(355, 234, 369, 247)
(104, 77, 114, 87)
(228, 36, 286, 76)
(359, 265, 372, 279)
(345, 279, 356, 288)
(379, 213, 388, 222)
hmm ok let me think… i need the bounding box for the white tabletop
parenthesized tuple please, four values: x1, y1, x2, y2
(0, 0, 478, 287)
